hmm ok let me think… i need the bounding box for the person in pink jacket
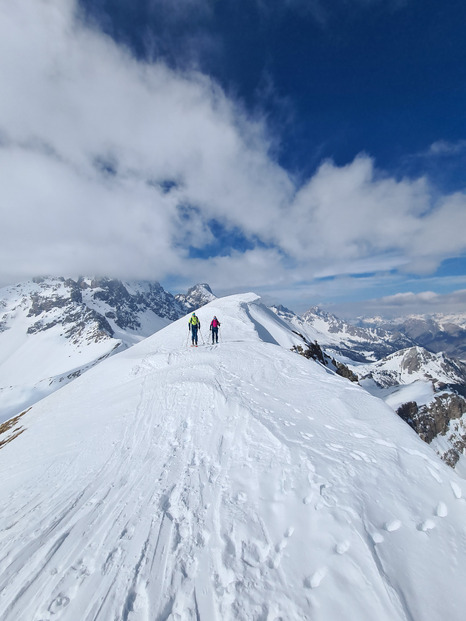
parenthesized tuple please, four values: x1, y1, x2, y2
(210, 316, 221, 344)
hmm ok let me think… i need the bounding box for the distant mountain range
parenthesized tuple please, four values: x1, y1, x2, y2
(271, 304, 416, 362)
(1, 276, 466, 473)
(359, 313, 466, 360)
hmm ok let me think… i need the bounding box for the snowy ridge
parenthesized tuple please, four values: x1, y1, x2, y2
(1, 293, 466, 620)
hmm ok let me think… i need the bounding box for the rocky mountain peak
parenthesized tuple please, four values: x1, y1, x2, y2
(175, 283, 216, 313)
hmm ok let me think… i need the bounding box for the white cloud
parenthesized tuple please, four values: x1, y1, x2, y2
(364, 289, 466, 317)
(0, 0, 292, 285)
(0, 0, 465, 301)
(427, 140, 466, 157)
(326, 287, 466, 320)
(279, 156, 466, 277)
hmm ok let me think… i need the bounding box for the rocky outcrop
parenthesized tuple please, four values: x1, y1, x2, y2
(291, 337, 358, 383)
(333, 360, 359, 383)
(396, 393, 466, 466)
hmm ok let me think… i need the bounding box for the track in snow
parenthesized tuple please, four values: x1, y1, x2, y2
(1, 297, 466, 621)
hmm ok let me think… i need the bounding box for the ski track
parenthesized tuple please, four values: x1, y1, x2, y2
(1, 329, 466, 620)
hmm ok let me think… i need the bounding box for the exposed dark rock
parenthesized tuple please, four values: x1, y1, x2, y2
(396, 401, 420, 432)
(397, 393, 466, 444)
(291, 336, 358, 383)
(175, 283, 215, 313)
(333, 360, 359, 383)
(27, 293, 70, 317)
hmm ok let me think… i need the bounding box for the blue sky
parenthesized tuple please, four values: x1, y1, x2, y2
(1, 0, 466, 316)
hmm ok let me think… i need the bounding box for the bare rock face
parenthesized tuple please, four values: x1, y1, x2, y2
(175, 284, 216, 313)
(1, 276, 192, 350)
(397, 393, 466, 466)
(291, 337, 359, 383)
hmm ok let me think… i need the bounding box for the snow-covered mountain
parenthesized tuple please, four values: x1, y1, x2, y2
(0, 277, 212, 424)
(272, 304, 415, 362)
(356, 346, 466, 392)
(1, 292, 466, 620)
(361, 313, 466, 361)
(175, 283, 216, 312)
(354, 346, 466, 468)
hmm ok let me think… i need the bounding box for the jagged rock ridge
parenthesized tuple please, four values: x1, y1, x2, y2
(175, 283, 216, 313)
(272, 304, 415, 362)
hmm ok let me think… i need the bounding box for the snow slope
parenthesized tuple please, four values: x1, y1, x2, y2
(0, 280, 122, 424)
(1, 294, 466, 621)
(0, 277, 178, 424)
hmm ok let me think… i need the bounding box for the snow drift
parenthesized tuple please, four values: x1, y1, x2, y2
(1, 293, 466, 620)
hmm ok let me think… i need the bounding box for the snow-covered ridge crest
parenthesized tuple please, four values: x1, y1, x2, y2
(1, 293, 466, 620)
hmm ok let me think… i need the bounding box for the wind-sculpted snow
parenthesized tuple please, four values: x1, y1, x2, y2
(1, 294, 466, 620)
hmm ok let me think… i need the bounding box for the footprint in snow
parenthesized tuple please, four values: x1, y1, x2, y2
(436, 502, 448, 517)
(235, 491, 248, 504)
(418, 519, 436, 532)
(371, 532, 385, 544)
(427, 468, 442, 483)
(350, 450, 375, 463)
(374, 439, 397, 448)
(384, 520, 402, 532)
(48, 594, 70, 613)
(450, 481, 462, 499)
(335, 540, 351, 555)
(305, 567, 327, 589)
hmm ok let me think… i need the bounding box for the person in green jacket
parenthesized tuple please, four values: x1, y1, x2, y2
(188, 313, 200, 346)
